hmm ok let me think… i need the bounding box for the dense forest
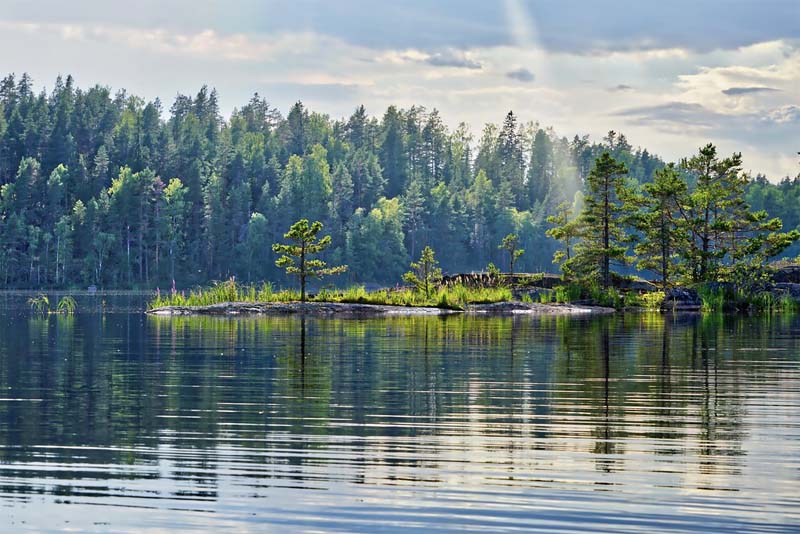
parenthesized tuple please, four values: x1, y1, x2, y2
(0, 73, 797, 289)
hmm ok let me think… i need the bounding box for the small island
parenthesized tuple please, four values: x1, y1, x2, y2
(146, 219, 613, 316)
(148, 141, 800, 319)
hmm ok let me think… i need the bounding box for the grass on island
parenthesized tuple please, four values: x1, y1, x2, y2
(696, 285, 800, 313)
(538, 282, 665, 310)
(149, 278, 513, 311)
(150, 276, 800, 314)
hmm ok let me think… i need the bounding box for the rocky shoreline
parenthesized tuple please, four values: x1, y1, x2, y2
(147, 300, 615, 317)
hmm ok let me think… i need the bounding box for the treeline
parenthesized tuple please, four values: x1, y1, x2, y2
(548, 146, 799, 294)
(0, 73, 796, 289)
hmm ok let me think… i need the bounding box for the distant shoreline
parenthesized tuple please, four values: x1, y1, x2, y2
(147, 301, 615, 317)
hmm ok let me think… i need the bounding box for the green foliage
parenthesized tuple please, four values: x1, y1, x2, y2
(28, 294, 50, 315)
(499, 233, 525, 275)
(544, 142, 799, 303)
(0, 73, 795, 300)
(561, 152, 636, 288)
(149, 279, 511, 310)
(486, 262, 501, 278)
(56, 296, 77, 315)
(27, 294, 77, 314)
(678, 144, 799, 284)
(587, 285, 624, 309)
(403, 246, 442, 298)
(150, 279, 302, 308)
(546, 200, 580, 268)
(273, 219, 347, 302)
(634, 164, 688, 288)
(698, 286, 727, 313)
(640, 291, 666, 310)
(694, 283, 800, 314)
(554, 284, 583, 303)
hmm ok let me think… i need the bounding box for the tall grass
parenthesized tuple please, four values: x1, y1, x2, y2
(57, 296, 78, 315)
(149, 278, 513, 310)
(696, 285, 800, 313)
(551, 283, 625, 308)
(698, 286, 726, 312)
(28, 294, 50, 315)
(554, 284, 583, 303)
(28, 294, 78, 315)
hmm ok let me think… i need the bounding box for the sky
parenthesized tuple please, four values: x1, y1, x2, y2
(0, 0, 798, 179)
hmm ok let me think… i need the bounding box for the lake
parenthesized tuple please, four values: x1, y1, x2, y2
(1, 294, 798, 532)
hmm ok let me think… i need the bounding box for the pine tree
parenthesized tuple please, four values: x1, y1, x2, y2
(528, 128, 553, 207)
(680, 144, 743, 282)
(162, 178, 188, 283)
(546, 199, 581, 269)
(566, 152, 634, 288)
(380, 106, 407, 198)
(403, 246, 442, 299)
(272, 219, 347, 302)
(634, 164, 688, 288)
(499, 233, 525, 275)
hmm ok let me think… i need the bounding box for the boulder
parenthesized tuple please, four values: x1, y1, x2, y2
(441, 272, 564, 289)
(610, 273, 657, 292)
(772, 283, 800, 300)
(773, 265, 800, 284)
(623, 278, 658, 292)
(661, 287, 702, 312)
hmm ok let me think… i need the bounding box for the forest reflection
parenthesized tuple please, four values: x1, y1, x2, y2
(0, 311, 797, 502)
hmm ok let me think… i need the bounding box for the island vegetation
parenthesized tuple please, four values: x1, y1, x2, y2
(1, 74, 799, 314)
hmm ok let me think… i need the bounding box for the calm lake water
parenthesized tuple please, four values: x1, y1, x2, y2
(0, 294, 799, 532)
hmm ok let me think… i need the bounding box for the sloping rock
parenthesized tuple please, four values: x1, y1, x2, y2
(661, 288, 702, 312)
(147, 300, 615, 317)
(611, 273, 658, 291)
(773, 265, 800, 284)
(468, 301, 614, 315)
(441, 272, 564, 289)
(148, 301, 460, 316)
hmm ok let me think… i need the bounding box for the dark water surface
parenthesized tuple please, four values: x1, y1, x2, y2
(0, 294, 798, 532)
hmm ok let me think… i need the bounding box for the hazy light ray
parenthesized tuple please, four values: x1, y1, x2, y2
(503, 0, 550, 85)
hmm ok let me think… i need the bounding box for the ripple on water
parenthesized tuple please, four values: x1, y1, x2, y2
(0, 309, 799, 532)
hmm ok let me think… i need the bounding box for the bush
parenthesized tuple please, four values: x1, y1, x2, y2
(640, 291, 665, 310)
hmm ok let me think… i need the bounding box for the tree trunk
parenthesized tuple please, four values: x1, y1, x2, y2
(126, 224, 132, 287)
(603, 175, 610, 289)
(300, 243, 306, 302)
(661, 215, 669, 289)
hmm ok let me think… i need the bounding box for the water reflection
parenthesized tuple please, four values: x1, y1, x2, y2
(0, 306, 799, 532)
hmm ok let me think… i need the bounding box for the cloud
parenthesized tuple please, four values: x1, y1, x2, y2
(0, 7, 797, 180)
(722, 86, 781, 96)
(2, 0, 796, 54)
(765, 105, 800, 124)
(506, 68, 535, 82)
(424, 50, 482, 70)
(261, 82, 361, 103)
(616, 101, 800, 139)
(616, 102, 719, 128)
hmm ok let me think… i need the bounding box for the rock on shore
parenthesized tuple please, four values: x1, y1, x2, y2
(147, 300, 614, 317)
(661, 288, 702, 311)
